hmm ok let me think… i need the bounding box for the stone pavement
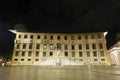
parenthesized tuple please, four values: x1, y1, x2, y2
(0, 66, 120, 80)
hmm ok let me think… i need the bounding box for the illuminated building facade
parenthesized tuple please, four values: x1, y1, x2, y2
(10, 30, 110, 66)
(108, 33, 120, 66)
(109, 41, 120, 66)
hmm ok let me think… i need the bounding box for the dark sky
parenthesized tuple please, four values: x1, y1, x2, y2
(0, 0, 120, 58)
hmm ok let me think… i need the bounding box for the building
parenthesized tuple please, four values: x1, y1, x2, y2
(10, 30, 110, 66)
(108, 32, 120, 66)
(108, 41, 120, 66)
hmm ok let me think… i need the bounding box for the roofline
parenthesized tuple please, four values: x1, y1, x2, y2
(108, 41, 120, 50)
(9, 29, 107, 34)
(108, 47, 120, 53)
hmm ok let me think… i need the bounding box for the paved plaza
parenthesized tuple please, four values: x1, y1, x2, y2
(0, 66, 120, 80)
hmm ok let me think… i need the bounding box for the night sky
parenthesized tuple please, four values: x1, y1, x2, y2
(0, 0, 120, 58)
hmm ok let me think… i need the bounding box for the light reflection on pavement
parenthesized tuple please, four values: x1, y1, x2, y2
(0, 66, 120, 80)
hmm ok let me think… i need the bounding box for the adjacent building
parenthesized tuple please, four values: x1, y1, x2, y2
(10, 30, 110, 66)
(107, 32, 120, 66)
(108, 41, 120, 66)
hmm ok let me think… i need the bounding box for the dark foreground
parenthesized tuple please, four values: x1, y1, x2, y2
(0, 65, 120, 80)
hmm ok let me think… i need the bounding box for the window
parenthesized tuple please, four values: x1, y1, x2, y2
(56, 43, 61, 49)
(50, 44, 53, 50)
(78, 36, 81, 40)
(72, 51, 75, 57)
(28, 59, 31, 61)
(64, 52, 68, 57)
(24, 35, 27, 38)
(44, 35, 47, 39)
(49, 52, 53, 56)
(98, 34, 102, 38)
(91, 34, 95, 39)
(28, 51, 32, 57)
(78, 44, 82, 50)
(85, 35, 88, 40)
(36, 44, 40, 49)
(23, 43, 26, 49)
(64, 36, 67, 40)
(79, 52, 83, 57)
(71, 45, 75, 50)
(16, 44, 20, 49)
(86, 51, 90, 57)
(36, 51, 39, 57)
(64, 44, 68, 50)
(43, 44, 47, 50)
(101, 58, 105, 61)
(14, 59, 18, 61)
(37, 35, 40, 39)
(43, 52, 46, 57)
(18, 35, 21, 38)
(71, 36, 74, 40)
(30, 35, 33, 39)
(50, 35, 53, 40)
(29, 43, 33, 49)
(79, 59, 83, 61)
(99, 43, 103, 49)
(57, 36, 60, 40)
(92, 43, 96, 49)
(93, 51, 97, 57)
(15, 51, 19, 56)
(94, 59, 98, 61)
(100, 51, 104, 57)
(35, 59, 39, 61)
(22, 51, 25, 56)
(21, 59, 24, 61)
(85, 44, 89, 50)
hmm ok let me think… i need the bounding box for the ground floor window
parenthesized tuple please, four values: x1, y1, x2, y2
(94, 59, 98, 61)
(14, 59, 18, 61)
(101, 58, 105, 61)
(64, 52, 68, 57)
(35, 59, 39, 61)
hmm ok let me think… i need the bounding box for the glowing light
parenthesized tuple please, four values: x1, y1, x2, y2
(104, 31, 108, 37)
(9, 30, 17, 34)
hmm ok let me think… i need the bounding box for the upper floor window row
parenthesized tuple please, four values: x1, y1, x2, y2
(18, 35, 33, 39)
(18, 34, 102, 40)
